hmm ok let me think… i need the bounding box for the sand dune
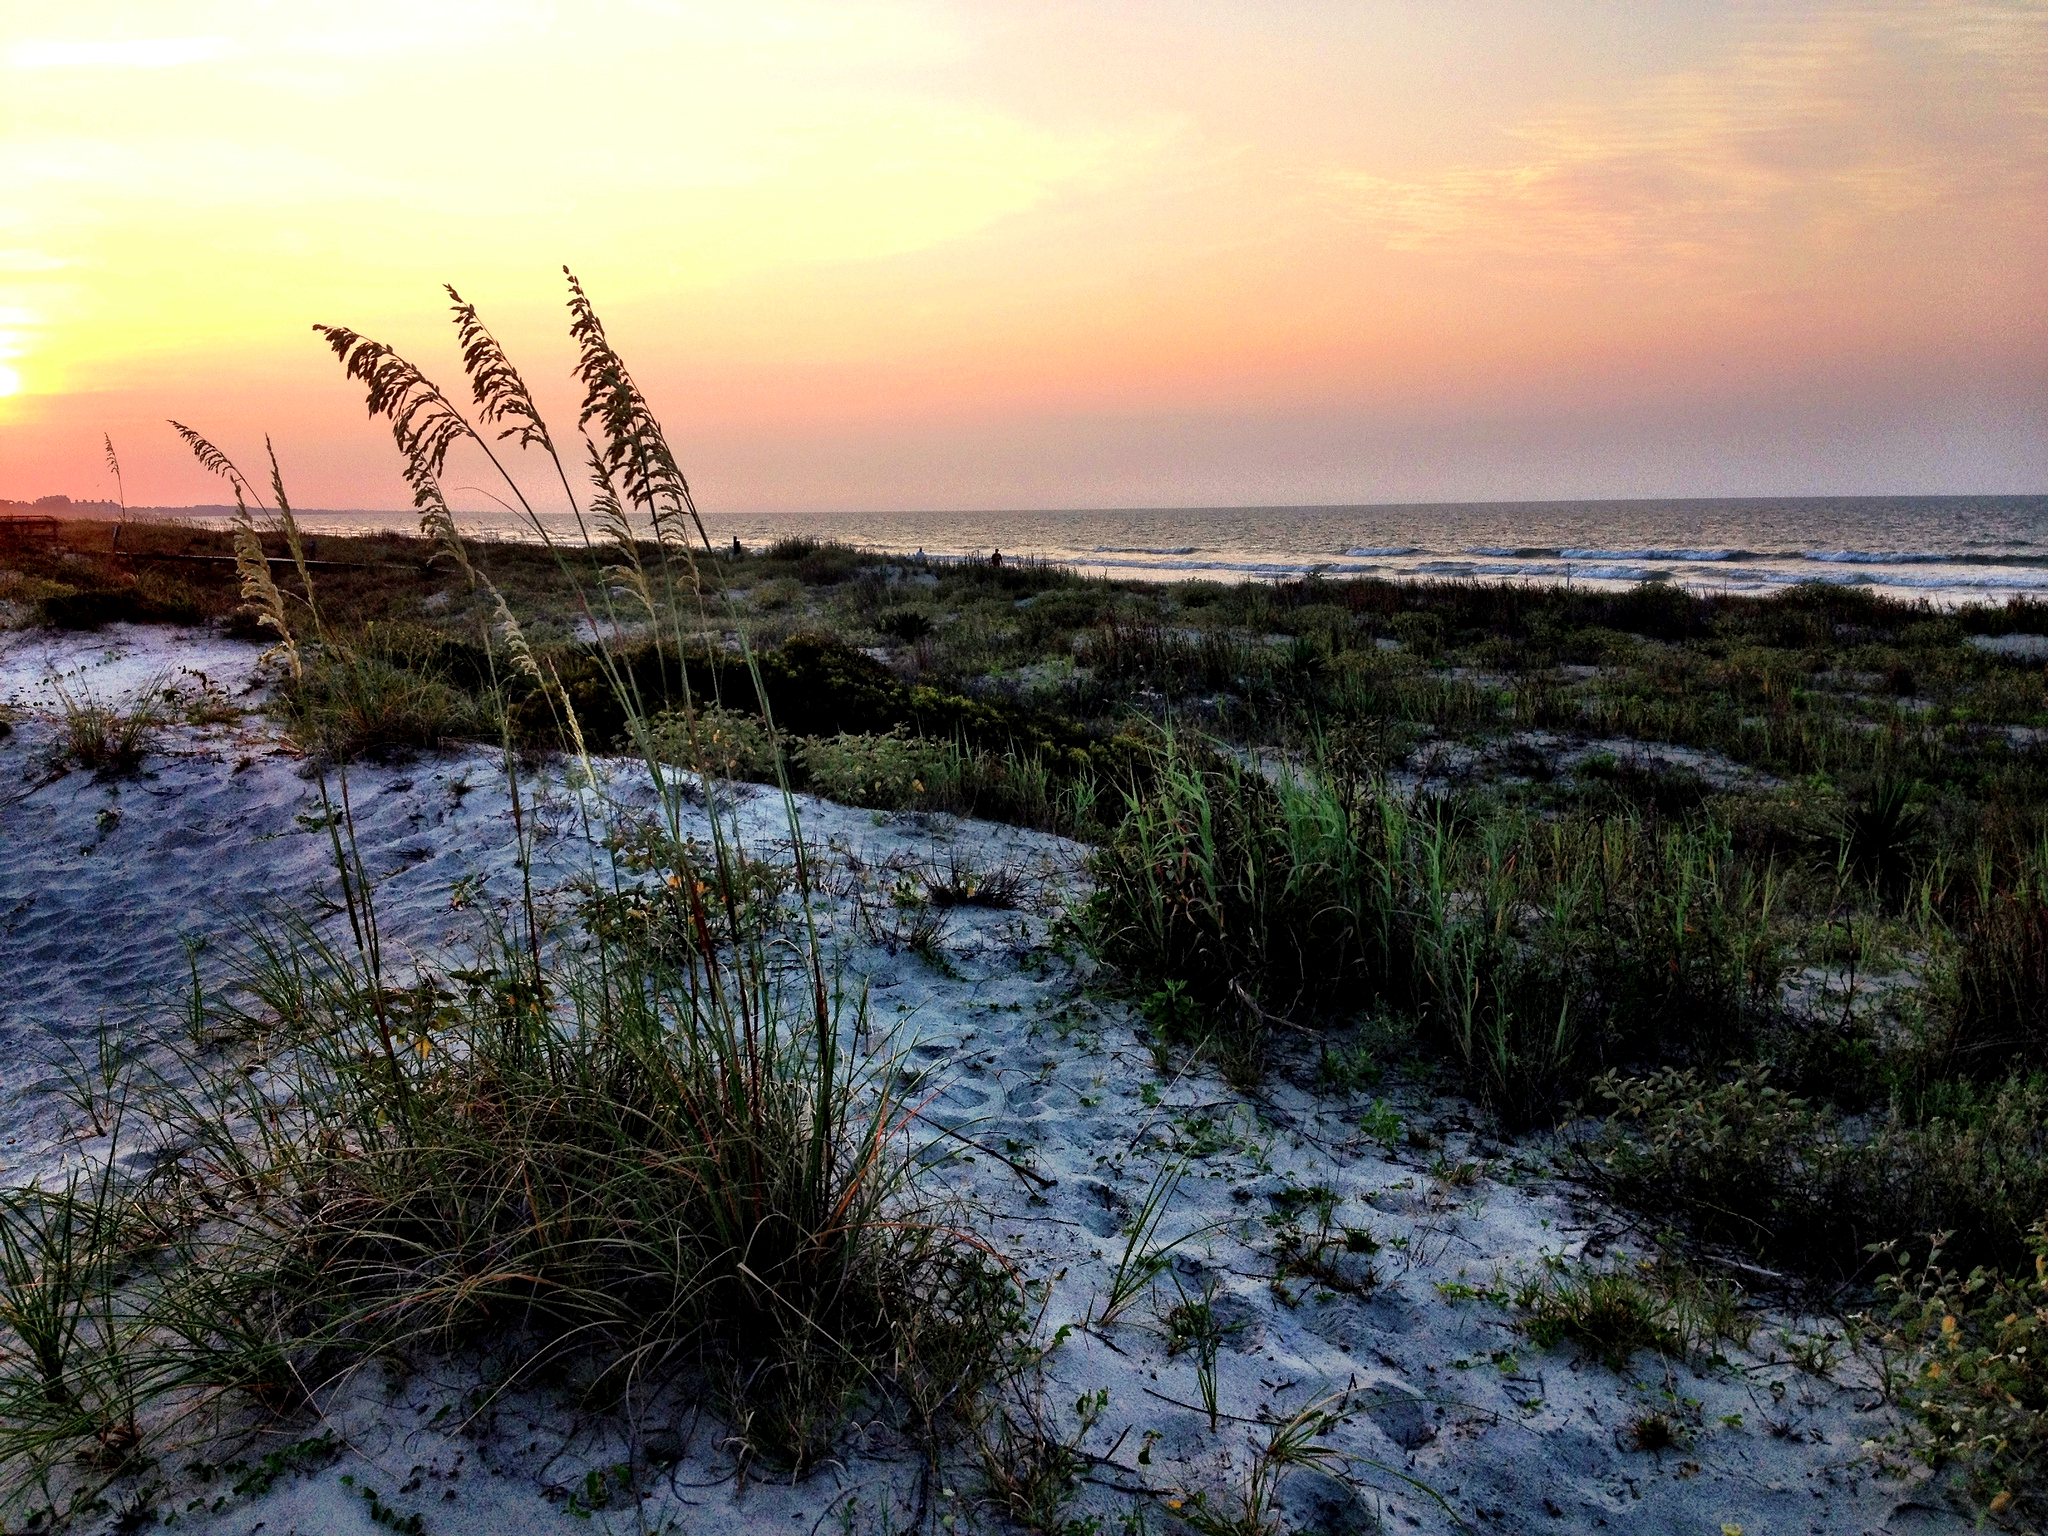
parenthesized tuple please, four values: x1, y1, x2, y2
(0, 624, 1960, 1534)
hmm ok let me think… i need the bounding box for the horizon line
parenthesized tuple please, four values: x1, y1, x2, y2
(12, 490, 2048, 518)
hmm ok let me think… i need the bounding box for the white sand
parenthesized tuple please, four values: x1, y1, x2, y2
(1967, 633, 2048, 661)
(0, 625, 1964, 1534)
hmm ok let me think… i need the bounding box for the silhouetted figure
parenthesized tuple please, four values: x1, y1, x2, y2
(990, 548, 1003, 569)
(731, 536, 742, 558)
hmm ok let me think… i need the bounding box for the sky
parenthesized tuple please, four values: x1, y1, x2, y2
(1, 0, 2043, 514)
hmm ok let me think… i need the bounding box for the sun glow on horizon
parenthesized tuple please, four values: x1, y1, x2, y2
(0, 1, 2041, 510)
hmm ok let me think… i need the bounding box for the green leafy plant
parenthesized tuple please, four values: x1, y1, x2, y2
(801, 728, 942, 810)
(644, 702, 780, 780)
(1877, 1221, 2048, 1526)
(1594, 1065, 2048, 1278)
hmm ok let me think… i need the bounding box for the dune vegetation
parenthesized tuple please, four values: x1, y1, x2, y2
(1, 277, 2044, 1531)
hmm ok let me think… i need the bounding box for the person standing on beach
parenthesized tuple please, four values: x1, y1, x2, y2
(991, 548, 1003, 569)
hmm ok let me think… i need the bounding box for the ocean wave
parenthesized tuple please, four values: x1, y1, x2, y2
(1080, 554, 1385, 579)
(1803, 550, 1954, 564)
(1560, 547, 1748, 562)
(1750, 569, 1874, 586)
(1568, 564, 1671, 583)
(1094, 545, 1198, 555)
(1412, 558, 1682, 582)
(1799, 549, 2048, 568)
(1854, 569, 2048, 591)
(1341, 546, 1419, 557)
(1415, 560, 1560, 577)
(1463, 546, 1560, 558)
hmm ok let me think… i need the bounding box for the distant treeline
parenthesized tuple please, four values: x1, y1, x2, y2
(0, 494, 122, 516)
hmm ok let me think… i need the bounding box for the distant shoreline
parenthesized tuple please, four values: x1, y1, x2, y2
(40, 496, 2047, 607)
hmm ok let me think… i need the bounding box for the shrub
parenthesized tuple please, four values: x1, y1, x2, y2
(358, 619, 499, 693)
(1823, 774, 1927, 894)
(577, 826, 792, 958)
(644, 704, 780, 781)
(800, 728, 941, 810)
(1591, 1067, 1879, 1274)
(1936, 885, 2048, 1080)
(523, 635, 1123, 827)
(1878, 1221, 2048, 1526)
(1551, 625, 1639, 667)
(1082, 619, 1272, 697)
(1594, 1067, 2048, 1277)
(912, 739, 1107, 837)
(1389, 610, 1444, 657)
(876, 607, 934, 642)
(792, 720, 1114, 834)
(36, 575, 210, 629)
(1893, 1076, 2048, 1271)
(764, 534, 823, 562)
(525, 633, 904, 749)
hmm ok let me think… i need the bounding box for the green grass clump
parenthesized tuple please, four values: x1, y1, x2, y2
(1084, 734, 1396, 1081)
(1085, 733, 1778, 1116)
(280, 647, 481, 760)
(0, 920, 1014, 1521)
(1935, 878, 2048, 1081)
(50, 680, 162, 777)
(1513, 1258, 1751, 1371)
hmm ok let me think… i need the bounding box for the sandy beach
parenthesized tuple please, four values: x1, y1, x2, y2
(0, 621, 1966, 1536)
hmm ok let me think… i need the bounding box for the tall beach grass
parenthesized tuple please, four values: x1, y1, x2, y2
(0, 277, 1020, 1526)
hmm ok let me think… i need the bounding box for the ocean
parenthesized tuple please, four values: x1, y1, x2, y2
(177, 495, 2048, 607)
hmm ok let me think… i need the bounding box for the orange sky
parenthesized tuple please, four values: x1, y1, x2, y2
(2, 1, 2043, 512)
